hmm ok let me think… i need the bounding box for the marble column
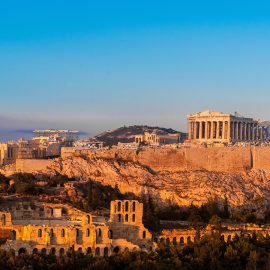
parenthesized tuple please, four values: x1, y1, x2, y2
(199, 121, 203, 139)
(243, 122, 247, 141)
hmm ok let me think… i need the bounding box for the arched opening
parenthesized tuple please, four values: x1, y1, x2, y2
(98, 228, 102, 237)
(117, 202, 121, 212)
(18, 248, 27, 255)
(59, 248, 65, 256)
(10, 230, 16, 240)
(86, 215, 91, 224)
(125, 201, 129, 212)
(180, 237, 184, 245)
(41, 248, 47, 255)
(50, 228, 54, 237)
(104, 247, 109, 257)
(76, 228, 80, 237)
(95, 247, 100, 256)
(142, 231, 146, 239)
(187, 236, 191, 244)
(38, 229, 42, 238)
(125, 214, 128, 222)
(78, 247, 83, 253)
(1, 214, 6, 225)
(33, 248, 38, 254)
(173, 237, 177, 245)
(118, 214, 122, 222)
(227, 235, 232, 242)
(108, 230, 113, 239)
(113, 246, 120, 254)
(124, 247, 129, 253)
(86, 247, 92, 254)
(61, 229, 65, 237)
(132, 214, 135, 222)
(86, 228, 90, 237)
(160, 238, 165, 243)
(166, 238, 170, 245)
(132, 202, 136, 212)
(50, 248, 56, 255)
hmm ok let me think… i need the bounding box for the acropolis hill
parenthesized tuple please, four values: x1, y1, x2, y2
(1, 145, 269, 210)
(1, 111, 270, 210)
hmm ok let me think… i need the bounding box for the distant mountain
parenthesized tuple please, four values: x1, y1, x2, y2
(94, 125, 187, 146)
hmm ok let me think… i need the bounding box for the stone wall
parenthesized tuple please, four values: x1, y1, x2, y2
(16, 146, 270, 174)
(61, 146, 264, 173)
(16, 159, 54, 173)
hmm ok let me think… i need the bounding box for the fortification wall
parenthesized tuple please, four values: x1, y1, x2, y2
(17, 146, 270, 174)
(16, 159, 53, 173)
(66, 146, 270, 173)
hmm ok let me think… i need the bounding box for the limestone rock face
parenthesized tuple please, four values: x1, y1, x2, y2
(42, 156, 270, 208)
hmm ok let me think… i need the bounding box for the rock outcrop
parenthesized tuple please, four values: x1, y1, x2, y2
(42, 155, 270, 209)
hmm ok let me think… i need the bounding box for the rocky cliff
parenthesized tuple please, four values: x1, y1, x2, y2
(4, 146, 270, 209)
(41, 153, 270, 209)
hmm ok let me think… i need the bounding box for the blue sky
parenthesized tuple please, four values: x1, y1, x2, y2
(0, 1, 270, 140)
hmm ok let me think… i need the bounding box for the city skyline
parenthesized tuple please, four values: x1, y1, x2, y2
(1, 1, 270, 140)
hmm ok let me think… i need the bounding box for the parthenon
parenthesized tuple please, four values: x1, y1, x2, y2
(187, 111, 264, 143)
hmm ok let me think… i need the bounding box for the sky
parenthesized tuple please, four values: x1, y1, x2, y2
(1, 1, 270, 140)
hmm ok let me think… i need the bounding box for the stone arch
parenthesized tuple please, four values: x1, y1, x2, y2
(50, 248, 56, 255)
(173, 237, 177, 245)
(59, 248, 65, 256)
(104, 247, 109, 257)
(118, 214, 122, 222)
(142, 231, 146, 239)
(86, 247, 92, 254)
(227, 235, 232, 242)
(61, 229, 65, 237)
(50, 228, 54, 237)
(86, 215, 91, 224)
(113, 246, 120, 254)
(18, 247, 27, 255)
(1, 214, 6, 225)
(95, 247, 100, 256)
(33, 248, 38, 254)
(125, 214, 129, 222)
(125, 201, 129, 212)
(76, 228, 80, 237)
(78, 247, 83, 253)
(187, 236, 191, 244)
(132, 214, 135, 222)
(38, 229, 42, 238)
(86, 228, 90, 237)
(10, 230, 16, 240)
(180, 237, 184, 245)
(117, 201, 121, 212)
(132, 201, 136, 212)
(41, 248, 47, 255)
(108, 230, 113, 239)
(97, 228, 102, 237)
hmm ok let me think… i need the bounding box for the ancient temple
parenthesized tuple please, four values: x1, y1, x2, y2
(187, 111, 264, 143)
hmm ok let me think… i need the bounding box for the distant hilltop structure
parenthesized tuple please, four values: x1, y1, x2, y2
(187, 111, 267, 144)
(0, 129, 80, 166)
(134, 130, 181, 145)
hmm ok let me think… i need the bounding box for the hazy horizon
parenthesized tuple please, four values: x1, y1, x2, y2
(1, 1, 270, 141)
